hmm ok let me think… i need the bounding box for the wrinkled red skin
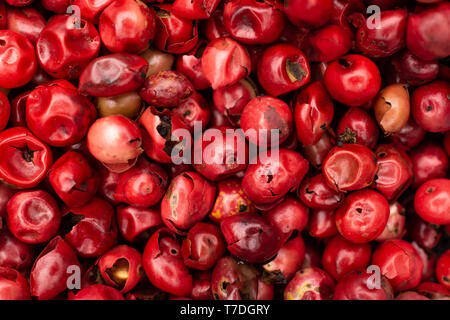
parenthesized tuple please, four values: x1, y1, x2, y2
(350, 9, 408, 58)
(69, 284, 124, 300)
(324, 54, 381, 107)
(293, 81, 334, 146)
(193, 126, 248, 181)
(263, 235, 305, 283)
(181, 222, 225, 270)
(372, 239, 423, 292)
(0, 267, 30, 300)
(87, 115, 143, 173)
(411, 80, 450, 133)
(418, 282, 450, 300)
(200, 9, 230, 41)
(322, 144, 378, 192)
(70, 0, 115, 23)
(116, 205, 162, 243)
(211, 256, 274, 300)
(176, 40, 210, 90)
(396, 291, 430, 300)
(284, 0, 333, 29)
(9, 91, 29, 127)
(263, 196, 309, 243)
(143, 228, 193, 297)
(242, 149, 309, 205)
(409, 142, 448, 188)
(284, 267, 335, 300)
(412, 241, 435, 282)
(0, 90, 10, 132)
(322, 235, 372, 281)
(0, 230, 34, 270)
(221, 213, 282, 263)
(98, 245, 143, 293)
(390, 50, 439, 85)
(114, 157, 168, 208)
(0, 127, 53, 188)
(337, 107, 380, 149)
(78, 53, 149, 97)
(153, 4, 199, 54)
(0, 183, 16, 219)
(373, 144, 413, 200)
(298, 173, 344, 210)
(40, 0, 70, 13)
(172, 91, 211, 131)
(139, 107, 191, 164)
(161, 171, 216, 234)
(406, 2, 450, 61)
(36, 15, 100, 79)
(304, 24, 352, 63)
(333, 271, 394, 300)
(390, 117, 426, 151)
(99, 0, 155, 54)
(309, 209, 338, 238)
(139, 71, 194, 108)
(0, 30, 37, 88)
(414, 178, 450, 225)
(63, 197, 118, 257)
(48, 151, 99, 207)
(408, 214, 442, 250)
(257, 44, 311, 97)
(209, 178, 256, 223)
(30, 236, 80, 300)
(213, 78, 257, 127)
(202, 37, 251, 90)
(302, 132, 334, 168)
(330, 0, 365, 38)
(223, 0, 285, 45)
(336, 189, 389, 243)
(6, 6, 45, 44)
(375, 202, 406, 241)
(172, 0, 222, 20)
(240, 96, 293, 147)
(26, 80, 97, 147)
(191, 271, 212, 300)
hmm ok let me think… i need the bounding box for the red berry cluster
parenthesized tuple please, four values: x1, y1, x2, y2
(0, 0, 449, 301)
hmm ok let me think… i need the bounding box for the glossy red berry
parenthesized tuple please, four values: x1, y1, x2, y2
(223, 0, 285, 45)
(375, 202, 406, 241)
(0, 266, 30, 300)
(242, 149, 309, 205)
(69, 284, 124, 300)
(63, 197, 118, 257)
(0, 90, 10, 132)
(411, 81, 450, 133)
(202, 37, 251, 90)
(436, 250, 450, 290)
(0, 30, 37, 88)
(30, 236, 80, 300)
(0, 127, 53, 188)
(337, 107, 379, 149)
(333, 271, 393, 300)
(308, 209, 338, 239)
(6, 6, 46, 44)
(116, 205, 162, 243)
(36, 14, 100, 79)
(322, 235, 372, 281)
(175, 40, 210, 90)
(26, 80, 97, 147)
(172, 0, 221, 20)
(161, 171, 216, 234)
(322, 144, 378, 192)
(298, 173, 344, 210)
(181, 222, 225, 270)
(372, 239, 423, 292)
(324, 54, 381, 107)
(284, 0, 333, 29)
(78, 53, 148, 97)
(0, 230, 34, 270)
(257, 44, 311, 97)
(414, 178, 450, 225)
(143, 228, 193, 297)
(99, 0, 155, 54)
(409, 142, 448, 188)
(336, 189, 390, 243)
